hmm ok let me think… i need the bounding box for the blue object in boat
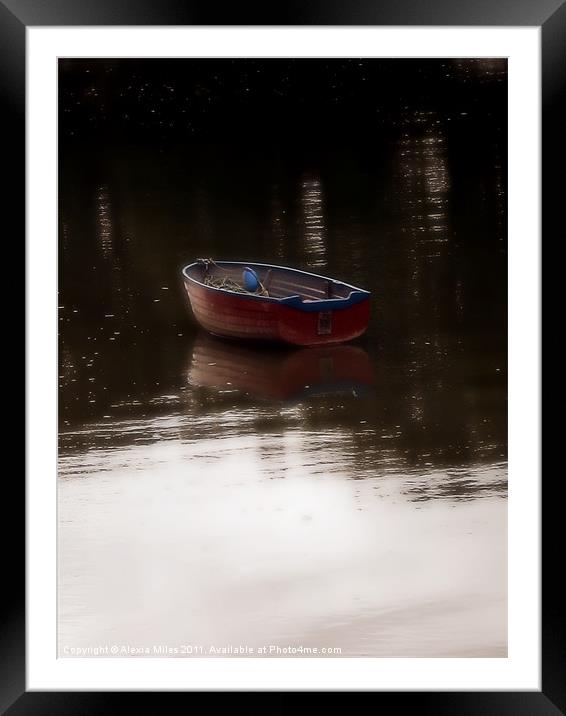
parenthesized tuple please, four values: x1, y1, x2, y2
(243, 267, 260, 292)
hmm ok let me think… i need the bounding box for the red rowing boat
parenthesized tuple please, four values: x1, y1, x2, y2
(181, 259, 371, 346)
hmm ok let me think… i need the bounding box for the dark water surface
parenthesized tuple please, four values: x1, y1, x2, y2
(58, 88, 507, 656)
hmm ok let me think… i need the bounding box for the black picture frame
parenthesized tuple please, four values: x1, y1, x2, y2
(7, 0, 557, 711)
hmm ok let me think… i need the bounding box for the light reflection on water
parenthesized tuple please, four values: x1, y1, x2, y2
(396, 114, 451, 260)
(59, 409, 506, 657)
(96, 184, 113, 259)
(60, 408, 507, 501)
(300, 173, 327, 269)
(270, 185, 287, 262)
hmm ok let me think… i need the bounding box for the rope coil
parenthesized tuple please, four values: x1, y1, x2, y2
(198, 259, 269, 296)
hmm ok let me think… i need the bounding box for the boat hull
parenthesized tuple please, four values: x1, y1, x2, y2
(182, 261, 371, 347)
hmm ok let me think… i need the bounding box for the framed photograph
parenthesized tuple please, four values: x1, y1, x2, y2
(8, 0, 557, 710)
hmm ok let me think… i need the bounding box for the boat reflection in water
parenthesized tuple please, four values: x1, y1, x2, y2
(187, 332, 374, 402)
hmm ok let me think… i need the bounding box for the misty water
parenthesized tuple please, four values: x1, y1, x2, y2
(58, 97, 507, 657)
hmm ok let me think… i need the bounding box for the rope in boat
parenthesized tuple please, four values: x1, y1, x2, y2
(203, 274, 270, 296)
(197, 258, 270, 297)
